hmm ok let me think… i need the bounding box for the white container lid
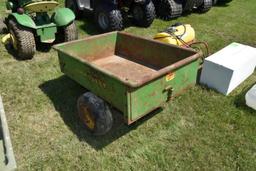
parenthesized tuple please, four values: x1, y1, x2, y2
(206, 43, 256, 70)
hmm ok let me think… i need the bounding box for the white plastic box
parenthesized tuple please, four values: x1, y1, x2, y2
(200, 43, 256, 95)
(246, 85, 256, 110)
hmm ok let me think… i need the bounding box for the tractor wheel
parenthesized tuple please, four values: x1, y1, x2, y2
(95, 6, 123, 32)
(197, 0, 212, 13)
(183, 0, 196, 11)
(8, 19, 36, 60)
(65, 0, 82, 18)
(132, 1, 155, 27)
(155, 0, 182, 20)
(0, 18, 7, 34)
(212, 0, 218, 5)
(77, 92, 113, 136)
(63, 21, 78, 42)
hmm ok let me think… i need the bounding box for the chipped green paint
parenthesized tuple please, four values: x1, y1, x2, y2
(54, 32, 201, 124)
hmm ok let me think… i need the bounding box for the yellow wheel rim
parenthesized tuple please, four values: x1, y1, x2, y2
(10, 31, 18, 50)
(80, 106, 95, 130)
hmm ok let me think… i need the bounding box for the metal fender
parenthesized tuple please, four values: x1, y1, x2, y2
(53, 8, 75, 27)
(8, 13, 36, 29)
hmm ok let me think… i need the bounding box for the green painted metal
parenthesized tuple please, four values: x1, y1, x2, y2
(7, 0, 75, 43)
(9, 13, 58, 42)
(53, 8, 75, 27)
(9, 13, 37, 29)
(54, 32, 201, 124)
(36, 26, 57, 43)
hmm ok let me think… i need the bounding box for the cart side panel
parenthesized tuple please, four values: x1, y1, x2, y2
(57, 32, 117, 62)
(116, 33, 197, 69)
(58, 52, 128, 115)
(128, 60, 199, 122)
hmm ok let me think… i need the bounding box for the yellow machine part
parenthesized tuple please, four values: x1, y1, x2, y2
(24, 1, 59, 13)
(1, 33, 11, 45)
(1, 33, 18, 49)
(154, 24, 195, 46)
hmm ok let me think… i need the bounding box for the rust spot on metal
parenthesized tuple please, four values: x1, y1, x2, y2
(92, 55, 158, 84)
(172, 83, 194, 98)
(79, 70, 107, 89)
(149, 91, 156, 97)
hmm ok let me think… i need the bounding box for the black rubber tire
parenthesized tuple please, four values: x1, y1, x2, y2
(77, 92, 113, 136)
(65, 0, 82, 18)
(132, 1, 155, 27)
(155, 0, 182, 20)
(8, 19, 36, 60)
(197, 0, 212, 13)
(212, 0, 218, 5)
(0, 18, 7, 34)
(95, 6, 123, 32)
(63, 21, 78, 42)
(183, 0, 196, 11)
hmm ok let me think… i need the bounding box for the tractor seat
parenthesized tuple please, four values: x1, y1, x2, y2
(24, 1, 59, 13)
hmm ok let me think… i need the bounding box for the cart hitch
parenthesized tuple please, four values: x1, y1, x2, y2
(164, 85, 174, 102)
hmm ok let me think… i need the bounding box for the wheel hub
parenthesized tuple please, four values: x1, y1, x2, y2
(80, 105, 95, 130)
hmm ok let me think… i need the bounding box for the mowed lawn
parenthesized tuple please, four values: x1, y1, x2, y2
(0, 0, 256, 170)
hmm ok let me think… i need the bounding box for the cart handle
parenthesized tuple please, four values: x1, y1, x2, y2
(164, 86, 174, 102)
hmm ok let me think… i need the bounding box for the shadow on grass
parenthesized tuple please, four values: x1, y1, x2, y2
(234, 84, 256, 115)
(215, 0, 233, 7)
(39, 75, 162, 150)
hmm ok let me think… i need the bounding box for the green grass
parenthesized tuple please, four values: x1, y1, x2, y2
(0, 0, 256, 170)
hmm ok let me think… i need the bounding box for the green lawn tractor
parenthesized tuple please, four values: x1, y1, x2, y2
(153, 0, 212, 20)
(2, 0, 78, 60)
(65, 0, 156, 32)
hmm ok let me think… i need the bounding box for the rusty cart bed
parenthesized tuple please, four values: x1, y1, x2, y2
(54, 32, 201, 135)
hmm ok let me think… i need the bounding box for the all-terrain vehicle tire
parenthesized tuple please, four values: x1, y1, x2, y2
(155, 0, 182, 20)
(65, 0, 82, 18)
(95, 6, 123, 32)
(63, 21, 78, 42)
(183, 0, 196, 11)
(132, 1, 155, 27)
(0, 18, 7, 34)
(8, 19, 36, 60)
(212, 0, 218, 5)
(197, 0, 212, 13)
(77, 92, 113, 136)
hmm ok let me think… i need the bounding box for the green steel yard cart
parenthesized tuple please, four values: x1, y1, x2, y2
(54, 32, 201, 135)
